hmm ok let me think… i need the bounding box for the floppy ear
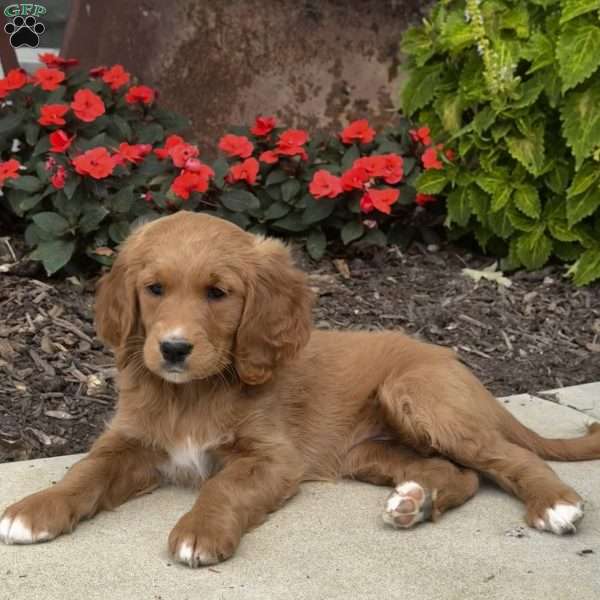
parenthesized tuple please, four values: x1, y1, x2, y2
(235, 237, 313, 385)
(94, 247, 139, 351)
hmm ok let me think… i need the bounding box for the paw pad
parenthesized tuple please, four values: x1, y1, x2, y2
(382, 481, 434, 529)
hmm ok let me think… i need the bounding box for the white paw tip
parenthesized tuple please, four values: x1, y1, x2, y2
(537, 502, 584, 535)
(177, 541, 194, 563)
(383, 481, 429, 529)
(0, 516, 33, 544)
(175, 541, 218, 567)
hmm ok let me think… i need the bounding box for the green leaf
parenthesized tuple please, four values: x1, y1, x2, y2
(469, 186, 490, 225)
(271, 212, 308, 233)
(32, 135, 51, 156)
(546, 162, 571, 194)
(265, 169, 289, 187)
(137, 122, 164, 144)
(10, 175, 42, 193)
(523, 32, 555, 74)
(263, 201, 290, 220)
(488, 210, 515, 239)
(516, 227, 553, 270)
(440, 12, 478, 52)
(281, 179, 301, 204)
(32, 212, 70, 235)
(111, 186, 135, 212)
(556, 20, 600, 91)
(24, 123, 40, 146)
(341, 145, 360, 171)
(108, 114, 132, 141)
(0, 112, 23, 133)
(302, 195, 336, 224)
(220, 190, 260, 212)
(511, 74, 544, 109)
(212, 157, 229, 188)
(401, 63, 443, 116)
(63, 175, 80, 200)
(508, 204, 537, 232)
(436, 94, 463, 133)
(306, 229, 327, 260)
(491, 187, 513, 212)
(569, 248, 600, 285)
(108, 222, 130, 244)
(567, 185, 600, 226)
(472, 107, 496, 135)
(30, 239, 76, 276)
(506, 125, 545, 176)
(514, 185, 541, 219)
(560, 0, 600, 25)
(446, 186, 471, 227)
(567, 161, 600, 198)
(416, 169, 448, 194)
(361, 229, 387, 247)
(400, 27, 435, 66)
(79, 206, 109, 234)
(548, 220, 582, 242)
(538, 65, 562, 107)
(19, 193, 44, 212)
(341, 221, 364, 244)
(561, 79, 600, 169)
(53, 190, 81, 220)
(553, 240, 583, 261)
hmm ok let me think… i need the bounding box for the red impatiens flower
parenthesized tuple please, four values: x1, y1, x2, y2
(72, 147, 116, 179)
(182, 159, 214, 179)
(171, 170, 211, 200)
(353, 155, 386, 178)
(125, 85, 156, 105)
(341, 166, 370, 191)
(0, 159, 21, 187)
(89, 65, 108, 77)
(49, 129, 74, 153)
(33, 67, 65, 91)
(218, 134, 254, 158)
(115, 143, 152, 165)
(154, 135, 185, 159)
(341, 119, 375, 145)
(228, 157, 260, 185)
(276, 129, 309, 159)
(360, 188, 399, 215)
(38, 104, 69, 126)
(169, 142, 199, 168)
(250, 115, 276, 137)
(71, 89, 105, 122)
(0, 69, 28, 97)
(409, 126, 432, 146)
(415, 193, 436, 206)
(380, 154, 404, 184)
(422, 146, 443, 170)
(51, 166, 67, 189)
(259, 150, 279, 164)
(309, 170, 343, 199)
(444, 148, 456, 161)
(102, 64, 130, 91)
(39, 53, 79, 68)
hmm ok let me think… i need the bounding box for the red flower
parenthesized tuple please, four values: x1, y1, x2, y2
(0, 159, 21, 187)
(360, 188, 399, 215)
(309, 170, 343, 199)
(102, 64, 130, 91)
(154, 135, 185, 159)
(71, 89, 105, 122)
(380, 154, 404, 184)
(169, 142, 200, 168)
(218, 134, 254, 158)
(353, 155, 386, 178)
(251, 115, 276, 137)
(125, 85, 156, 105)
(409, 126, 432, 146)
(276, 129, 309, 158)
(45, 157, 57, 171)
(183, 160, 214, 179)
(341, 166, 370, 191)
(445, 148, 456, 161)
(72, 147, 116, 179)
(38, 104, 69, 126)
(89, 65, 108, 77)
(51, 166, 67, 189)
(341, 119, 375, 145)
(415, 193, 436, 206)
(422, 146, 443, 170)
(259, 150, 279, 164)
(227, 157, 260, 185)
(33, 68, 65, 91)
(49, 129, 74, 153)
(0, 69, 28, 97)
(171, 170, 211, 199)
(115, 143, 152, 165)
(39, 53, 78, 68)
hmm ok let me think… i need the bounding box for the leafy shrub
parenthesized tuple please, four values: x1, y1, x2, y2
(401, 0, 600, 285)
(0, 54, 192, 274)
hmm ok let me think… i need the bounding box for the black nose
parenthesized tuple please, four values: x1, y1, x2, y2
(160, 339, 193, 364)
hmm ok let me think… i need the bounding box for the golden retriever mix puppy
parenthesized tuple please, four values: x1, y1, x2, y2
(2, 212, 600, 566)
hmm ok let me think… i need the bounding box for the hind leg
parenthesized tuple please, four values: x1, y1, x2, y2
(341, 440, 479, 528)
(378, 365, 584, 534)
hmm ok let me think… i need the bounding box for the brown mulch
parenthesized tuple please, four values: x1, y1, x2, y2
(1, 238, 599, 464)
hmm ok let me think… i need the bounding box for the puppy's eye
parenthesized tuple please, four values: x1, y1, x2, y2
(206, 286, 226, 300)
(147, 283, 164, 296)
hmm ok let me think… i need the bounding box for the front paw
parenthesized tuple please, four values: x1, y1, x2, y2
(0, 490, 77, 545)
(168, 511, 240, 568)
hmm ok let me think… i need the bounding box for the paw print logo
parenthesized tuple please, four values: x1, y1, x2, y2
(4, 15, 45, 48)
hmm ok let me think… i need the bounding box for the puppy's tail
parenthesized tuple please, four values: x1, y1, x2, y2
(501, 413, 600, 461)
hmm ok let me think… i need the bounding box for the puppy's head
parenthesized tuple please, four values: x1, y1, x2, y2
(95, 212, 313, 385)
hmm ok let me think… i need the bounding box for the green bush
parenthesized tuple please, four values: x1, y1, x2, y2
(401, 0, 600, 285)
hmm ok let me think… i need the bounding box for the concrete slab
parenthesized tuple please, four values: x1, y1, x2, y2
(539, 382, 600, 420)
(1, 394, 599, 600)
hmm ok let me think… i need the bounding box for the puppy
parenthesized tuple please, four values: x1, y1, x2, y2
(2, 212, 599, 567)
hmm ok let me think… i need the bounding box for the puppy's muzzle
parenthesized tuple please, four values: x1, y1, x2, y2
(160, 338, 193, 368)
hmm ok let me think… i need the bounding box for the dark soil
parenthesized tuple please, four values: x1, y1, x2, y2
(1, 238, 599, 463)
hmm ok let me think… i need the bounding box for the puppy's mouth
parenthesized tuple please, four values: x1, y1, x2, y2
(160, 365, 193, 384)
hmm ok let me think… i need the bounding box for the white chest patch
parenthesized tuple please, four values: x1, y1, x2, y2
(159, 438, 216, 487)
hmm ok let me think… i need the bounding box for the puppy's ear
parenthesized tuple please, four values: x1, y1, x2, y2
(94, 247, 139, 351)
(235, 238, 313, 385)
